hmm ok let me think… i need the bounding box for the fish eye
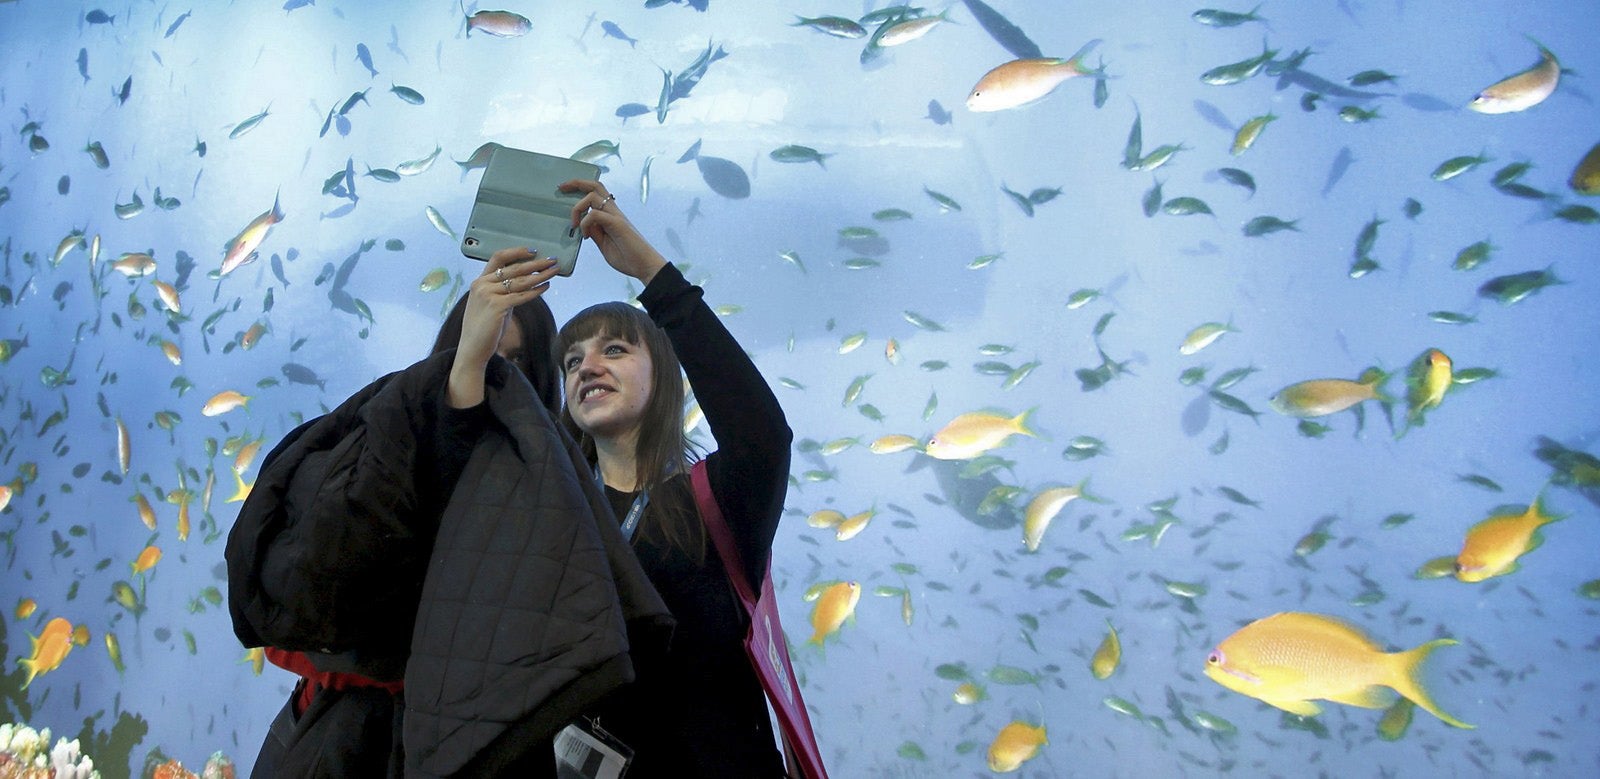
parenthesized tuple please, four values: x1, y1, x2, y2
(1206, 651, 1222, 665)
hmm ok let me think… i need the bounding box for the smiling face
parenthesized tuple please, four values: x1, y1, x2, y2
(562, 331, 655, 445)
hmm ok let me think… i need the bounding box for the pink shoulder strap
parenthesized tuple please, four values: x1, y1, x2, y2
(689, 460, 758, 610)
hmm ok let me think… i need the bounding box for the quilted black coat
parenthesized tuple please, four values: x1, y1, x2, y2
(227, 349, 674, 777)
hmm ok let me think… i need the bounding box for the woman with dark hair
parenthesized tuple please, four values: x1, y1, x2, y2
(227, 245, 673, 777)
(553, 179, 795, 775)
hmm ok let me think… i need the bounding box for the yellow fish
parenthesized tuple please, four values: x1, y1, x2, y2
(925, 409, 1037, 460)
(1469, 39, 1561, 114)
(244, 646, 266, 676)
(72, 624, 90, 647)
(134, 491, 157, 529)
(986, 721, 1047, 773)
(106, 631, 125, 674)
(221, 194, 284, 276)
(227, 469, 254, 504)
(152, 280, 181, 314)
(1403, 348, 1452, 429)
(1180, 321, 1238, 355)
(966, 40, 1101, 112)
(868, 434, 919, 454)
(1455, 494, 1560, 582)
(1231, 112, 1277, 156)
(1204, 611, 1472, 729)
(131, 545, 162, 575)
(806, 509, 844, 529)
(952, 681, 985, 705)
(1571, 141, 1600, 195)
(116, 416, 131, 475)
(203, 390, 251, 417)
(834, 508, 874, 541)
(1091, 619, 1121, 680)
(15, 597, 36, 620)
(808, 581, 860, 644)
(1022, 478, 1091, 552)
(20, 617, 75, 689)
(1269, 368, 1388, 418)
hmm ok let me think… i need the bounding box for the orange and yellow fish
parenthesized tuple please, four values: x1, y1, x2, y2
(967, 40, 1102, 112)
(1269, 368, 1389, 418)
(1455, 494, 1561, 582)
(203, 390, 251, 417)
(221, 194, 284, 277)
(19, 617, 75, 689)
(1204, 611, 1472, 729)
(925, 409, 1037, 460)
(1401, 348, 1452, 433)
(134, 491, 157, 529)
(15, 597, 36, 620)
(808, 581, 860, 644)
(131, 545, 162, 575)
(1469, 39, 1561, 114)
(986, 721, 1048, 772)
(152, 280, 181, 314)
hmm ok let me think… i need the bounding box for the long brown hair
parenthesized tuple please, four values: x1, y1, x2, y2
(431, 291, 562, 416)
(556, 302, 704, 561)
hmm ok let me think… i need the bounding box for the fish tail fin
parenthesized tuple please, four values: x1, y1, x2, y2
(1077, 476, 1110, 504)
(1012, 407, 1039, 438)
(1062, 39, 1103, 75)
(1389, 638, 1474, 729)
(18, 657, 37, 690)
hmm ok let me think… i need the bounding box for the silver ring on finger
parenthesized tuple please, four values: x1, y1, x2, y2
(502, 279, 512, 292)
(601, 193, 615, 210)
(495, 267, 505, 282)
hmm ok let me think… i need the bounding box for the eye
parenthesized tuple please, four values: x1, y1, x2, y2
(1206, 651, 1223, 665)
(605, 342, 626, 355)
(562, 355, 580, 372)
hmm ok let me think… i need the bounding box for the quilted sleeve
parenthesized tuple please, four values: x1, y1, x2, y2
(228, 351, 474, 655)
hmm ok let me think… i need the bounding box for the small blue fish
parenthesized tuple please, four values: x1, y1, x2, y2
(925, 99, 952, 125)
(615, 103, 650, 123)
(601, 21, 638, 48)
(85, 10, 114, 24)
(113, 75, 131, 105)
(164, 11, 191, 38)
(283, 0, 314, 11)
(77, 48, 89, 83)
(355, 43, 377, 77)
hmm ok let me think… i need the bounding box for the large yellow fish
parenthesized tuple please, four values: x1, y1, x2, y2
(925, 409, 1037, 460)
(966, 40, 1101, 112)
(20, 617, 75, 689)
(1570, 141, 1600, 195)
(1455, 494, 1560, 582)
(1022, 478, 1090, 552)
(1269, 368, 1388, 418)
(808, 581, 860, 644)
(986, 721, 1047, 772)
(1204, 611, 1472, 729)
(220, 194, 284, 277)
(1469, 39, 1561, 114)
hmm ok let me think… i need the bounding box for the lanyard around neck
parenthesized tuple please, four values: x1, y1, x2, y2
(595, 468, 649, 541)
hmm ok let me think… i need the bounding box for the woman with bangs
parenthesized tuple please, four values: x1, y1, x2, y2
(555, 180, 794, 776)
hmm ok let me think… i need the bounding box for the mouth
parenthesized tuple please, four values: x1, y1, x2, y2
(579, 383, 616, 403)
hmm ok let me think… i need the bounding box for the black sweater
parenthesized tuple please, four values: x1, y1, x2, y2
(444, 263, 793, 775)
(591, 263, 792, 776)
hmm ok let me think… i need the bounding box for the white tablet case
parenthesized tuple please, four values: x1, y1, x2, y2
(461, 146, 601, 275)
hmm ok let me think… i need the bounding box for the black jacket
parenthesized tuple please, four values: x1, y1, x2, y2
(227, 349, 674, 777)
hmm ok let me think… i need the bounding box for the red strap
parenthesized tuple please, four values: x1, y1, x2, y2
(264, 647, 405, 714)
(689, 460, 759, 613)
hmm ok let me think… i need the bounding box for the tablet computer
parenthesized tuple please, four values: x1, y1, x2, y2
(460, 145, 601, 275)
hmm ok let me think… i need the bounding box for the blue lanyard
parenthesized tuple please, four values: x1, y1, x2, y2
(595, 469, 650, 541)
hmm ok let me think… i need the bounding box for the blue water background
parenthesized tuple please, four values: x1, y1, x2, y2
(1, 1, 1598, 776)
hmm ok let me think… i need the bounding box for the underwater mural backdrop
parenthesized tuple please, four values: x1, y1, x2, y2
(2, 0, 1599, 776)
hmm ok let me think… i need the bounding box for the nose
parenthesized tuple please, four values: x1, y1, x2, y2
(575, 350, 604, 380)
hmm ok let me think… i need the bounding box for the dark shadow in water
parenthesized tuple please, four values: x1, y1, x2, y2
(1193, 100, 1235, 133)
(904, 453, 1019, 530)
(1401, 93, 1457, 112)
(1322, 146, 1356, 198)
(1182, 392, 1211, 437)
